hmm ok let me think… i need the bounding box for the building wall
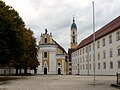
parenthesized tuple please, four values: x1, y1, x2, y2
(37, 45, 56, 74)
(38, 30, 68, 75)
(0, 68, 34, 75)
(50, 49, 56, 74)
(72, 28, 120, 75)
(56, 55, 67, 74)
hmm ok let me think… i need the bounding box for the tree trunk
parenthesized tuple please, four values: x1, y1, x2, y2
(34, 68, 37, 74)
(16, 68, 18, 75)
(19, 68, 22, 75)
(24, 68, 27, 75)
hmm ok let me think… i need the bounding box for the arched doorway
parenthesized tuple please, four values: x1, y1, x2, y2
(44, 67, 47, 74)
(58, 68, 61, 75)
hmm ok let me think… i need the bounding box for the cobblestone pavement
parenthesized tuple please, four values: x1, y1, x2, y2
(0, 75, 119, 90)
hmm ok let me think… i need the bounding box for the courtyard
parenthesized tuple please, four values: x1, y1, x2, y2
(0, 75, 119, 90)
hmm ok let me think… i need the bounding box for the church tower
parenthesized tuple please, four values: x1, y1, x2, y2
(70, 16, 77, 48)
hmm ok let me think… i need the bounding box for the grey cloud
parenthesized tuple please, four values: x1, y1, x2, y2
(4, 0, 120, 51)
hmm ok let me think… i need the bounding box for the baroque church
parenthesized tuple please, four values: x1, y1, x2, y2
(37, 29, 68, 74)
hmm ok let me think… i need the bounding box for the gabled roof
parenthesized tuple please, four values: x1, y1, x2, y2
(75, 16, 120, 51)
(52, 39, 67, 54)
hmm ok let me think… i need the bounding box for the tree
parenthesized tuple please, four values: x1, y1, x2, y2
(0, 1, 39, 75)
(0, 1, 24, 66)
(20, 28, 39, 74)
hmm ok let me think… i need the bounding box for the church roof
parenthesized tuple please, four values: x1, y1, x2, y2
(75, 16, 120, 51)
(71, 17, 77, 29)
(71, 23, 77, 29)
(52, 39, 67, 54)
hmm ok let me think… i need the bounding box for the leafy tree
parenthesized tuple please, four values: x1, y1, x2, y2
(0, 1, 39, 75)
(0, 1, 24, 66)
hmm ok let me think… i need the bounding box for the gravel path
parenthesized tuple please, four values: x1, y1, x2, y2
(0, 75, 119, 90)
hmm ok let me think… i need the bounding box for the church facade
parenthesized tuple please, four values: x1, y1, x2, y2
(37, 29, 68, 74)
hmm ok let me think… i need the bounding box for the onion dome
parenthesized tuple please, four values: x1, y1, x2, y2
(71, 16, 77, 29)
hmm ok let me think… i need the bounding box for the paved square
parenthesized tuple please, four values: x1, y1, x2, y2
(0, 75, 119, 90)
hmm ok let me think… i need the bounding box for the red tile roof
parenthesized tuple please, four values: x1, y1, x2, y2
(75, 16, 120, 51)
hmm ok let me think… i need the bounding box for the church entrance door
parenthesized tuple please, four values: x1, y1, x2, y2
(44, 67, 47, 74)
(58, 68, 61, 75)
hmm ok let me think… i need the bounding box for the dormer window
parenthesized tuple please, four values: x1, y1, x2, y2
(44, 38, 47, 43)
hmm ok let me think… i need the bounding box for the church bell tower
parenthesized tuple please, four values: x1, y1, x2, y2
(70, 16, 77, 48)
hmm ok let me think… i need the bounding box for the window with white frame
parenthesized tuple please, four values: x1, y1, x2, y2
(109, 35, 112, 44)
(103, 62, 106, 69)
(76, 59, 77, 64)
(98, 53, 100, 60)
(89, 64, 91, 69)
(98, 63, 100, 69)
(109, 49, 113, 58)
(97, 41, 100, 48)
(116, 31, 120, 41)
(83, 56, 84, 62)
(81, 65, 82, 70)
(80, 49, 81, 55)
(118, 48, 120, 56)
(93, 43, 94, 50)
(86, 55, 88, 62)
(80, 57, 82, 63)
(89, 45, 91, 51)
(86, 47, 88, 53)
(83, 65, 84, 70)
(118, 61, 120, 69)
(110, 62, 113, 69)
(83, 48, 84, 54)
(103, 51, 106, 59)
(103, 38, 105, 46)
(86, 64, 88, 69)
(89, 55, 91, 61)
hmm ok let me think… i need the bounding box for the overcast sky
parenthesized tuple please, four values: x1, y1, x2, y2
(3, 0, 120, 52)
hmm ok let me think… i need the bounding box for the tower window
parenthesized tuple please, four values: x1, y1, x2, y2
(44, 52, 47, 58)
(73, 39, 75, 43)
(44, 38, 47, 43)
(73, 31, 75, 34)
(58, 62, 61, 66)
(73, 36, 75, 43)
